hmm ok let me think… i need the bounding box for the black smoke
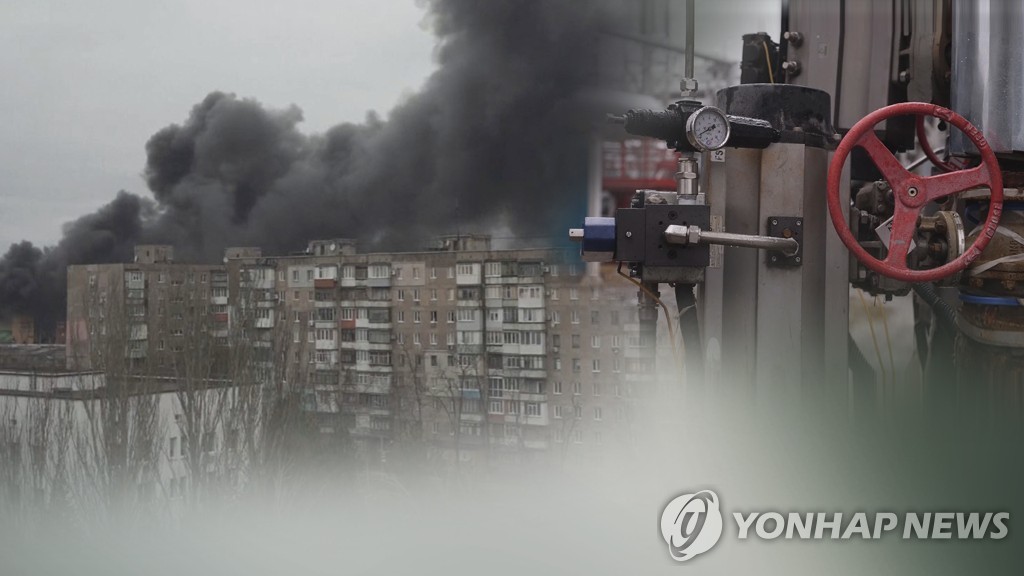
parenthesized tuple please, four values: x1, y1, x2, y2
(0, 0, 605, 338)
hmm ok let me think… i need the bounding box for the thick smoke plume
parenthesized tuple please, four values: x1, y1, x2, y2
(1, 0, 604, 338)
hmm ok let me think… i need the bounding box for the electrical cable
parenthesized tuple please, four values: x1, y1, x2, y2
(857, 289, 888, 392)
(673, 283, 703, 385)
(616, 262, 682, 375)
(762, 41, 775, 84)
(876, 295, 897, 399)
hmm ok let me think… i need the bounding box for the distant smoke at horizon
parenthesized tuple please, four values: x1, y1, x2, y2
(0, 0, 604, 337)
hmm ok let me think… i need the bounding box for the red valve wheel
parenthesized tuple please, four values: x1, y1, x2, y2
(915, 115, 958, 173)
(827, 102, 1003, 283)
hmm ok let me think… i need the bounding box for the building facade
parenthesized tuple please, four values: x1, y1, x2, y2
(67, 237, 663, 464)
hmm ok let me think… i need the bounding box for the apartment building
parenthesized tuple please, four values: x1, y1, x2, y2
(67, 236, 657, 463)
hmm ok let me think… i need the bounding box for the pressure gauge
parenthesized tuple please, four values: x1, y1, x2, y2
(685, 106, 731, 151)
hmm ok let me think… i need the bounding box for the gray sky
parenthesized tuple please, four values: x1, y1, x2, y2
(0, 0, 438, 249)
(0, 0, 777, 250)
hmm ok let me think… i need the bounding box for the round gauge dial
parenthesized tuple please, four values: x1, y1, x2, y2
(685, 106, 731, 151)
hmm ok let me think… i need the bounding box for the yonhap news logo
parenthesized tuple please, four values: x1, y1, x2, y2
(660, 488, 1010, 562)
(659, 490, 724, 562)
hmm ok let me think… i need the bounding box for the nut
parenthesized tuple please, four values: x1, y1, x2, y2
(679, 78, 699, 94)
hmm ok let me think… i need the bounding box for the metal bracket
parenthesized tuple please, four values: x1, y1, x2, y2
(766, 216, 803, 267)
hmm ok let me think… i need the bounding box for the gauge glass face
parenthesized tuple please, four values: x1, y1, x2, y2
(688, 108, 729, 151)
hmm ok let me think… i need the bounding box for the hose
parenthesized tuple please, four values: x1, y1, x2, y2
(912, 282, 957, 333)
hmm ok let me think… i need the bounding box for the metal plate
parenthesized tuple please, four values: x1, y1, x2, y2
(765, 216, 804, 267)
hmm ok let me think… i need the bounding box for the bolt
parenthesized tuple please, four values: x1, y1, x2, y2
(908, 187, 919, 197)
(771, 256, 778, 262)
(795, 257, 802, 263)
(771, 219, 779, 226)
(898, 70, 911, 83)
(625, 231, 632, 238)
(783, 31, 804, 47)
(781, 60, 802, 77)
(796, 220, 801, 226)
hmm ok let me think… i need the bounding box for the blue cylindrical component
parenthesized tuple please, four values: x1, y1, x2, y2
(959, 294, 1024, 307)
(581, 217, 616, 262)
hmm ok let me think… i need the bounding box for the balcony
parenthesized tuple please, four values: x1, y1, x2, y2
(315, 339, 338, 351)
(314, 278, 337, 289)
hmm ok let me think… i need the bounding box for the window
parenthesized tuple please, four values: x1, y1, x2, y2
(571, 334, 580, 348)
(572, 429, 583, 444)
(591, 336, 601, 348)
(457, 264, 474, 275)
(591, 311, 600, 325)
(431, 289, 437, 301)
(431, 267, 437, 279)
(447, 311, 456, 323)
(594, 407, 603, 421)
(485, 262, 501, 277)
(413, 333, 421, 345)
(169, 437, 179, 458)
(551, 311, 560, 324)
(570, 288, 579, 300)
(489, 399, 503, 414)
(573, 381, 581, 395)
(610, 311, 620, 326)
(369, 264, 390, 279)
(574, 404, 583, 419)
(397, 289, 405, 301)
(520, 309, 542, 322)
(592, 359, 601, 373)
(570, 310, 580, 324)
(397, 310, 405, 323)
(413, 289, 421, 302)
(554, 428, 564, 443)
(593, 382, 602, 396)
(525, 403, 541, 417)
(553, 381, 562, 394)
(430, 311, 438, 324)
(553, 405, 563, 419)
(413, 311, 421, 323)
(572, 359, 581, 373)
(430, 333, 437, 345)
(307, 270, 314, 281)
(550, 288, 558, 300)
(413, 268, 420, 280)
(549, 264, 559, 277)
(457, 309, 476, 322)
(569, 264, 579, 276)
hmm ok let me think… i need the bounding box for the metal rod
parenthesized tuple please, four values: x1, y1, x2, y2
(664, 224, 800, 256)
(684, 0, 695, 80)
